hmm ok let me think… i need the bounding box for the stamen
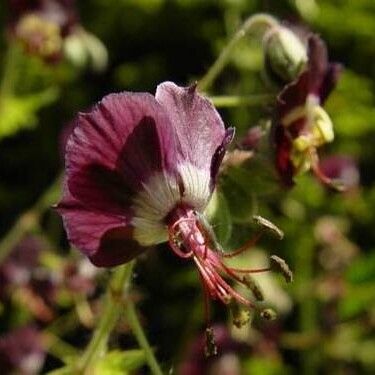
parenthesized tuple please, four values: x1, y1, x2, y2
(204, 327, 218, 357)
(227, 266, 271, 274)
(221, 230, 264, 258)
(253, 215, 284, 239)
(167, 207, 287, 327)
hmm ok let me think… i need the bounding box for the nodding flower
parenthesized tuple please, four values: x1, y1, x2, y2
(56, 82, 288, 341)
(273, 34, 343, 190)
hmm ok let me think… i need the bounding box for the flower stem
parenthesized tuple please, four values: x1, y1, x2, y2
(209, 94, 274, 107)
(198, 13, 278, 92)
(0, 173, 62, 264)
(125, 299, 164, 375)
(76, 261, 135, 373)
(296, 233, 319, 375)
(0, 43, 21, 97)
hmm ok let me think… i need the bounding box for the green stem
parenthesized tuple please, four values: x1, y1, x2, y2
(209, 94, 274, 107)
(125, 300, 163, 375)
(198, 13, 278, 92)
(295, 233, 319, 375)
(0, 173, 63, 264)
(76, 261, 135, 373)
(0, 43, 22, 98)
(42, 332, 79, 364)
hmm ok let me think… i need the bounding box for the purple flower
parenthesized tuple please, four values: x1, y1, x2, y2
(0, 326, 45, 374)
(8, 0, 78, 62)
(0, 235, 43, 297)
(57, 82, 276, 311)
(320, 155, 360, 190)
(273, 34, 342, 188)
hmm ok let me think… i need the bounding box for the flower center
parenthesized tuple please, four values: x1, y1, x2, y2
(166, 206, 271, 308)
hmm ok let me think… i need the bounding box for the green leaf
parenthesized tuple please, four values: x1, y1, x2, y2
(93, 349, 146, 375)
(0, 87, 59, 139)
(226, 163, 279, 198)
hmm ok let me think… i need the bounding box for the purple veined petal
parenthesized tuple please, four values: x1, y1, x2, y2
(66, 92, 179, 214)
(155, 81, 227, 174)
(56, 184, 147, 265)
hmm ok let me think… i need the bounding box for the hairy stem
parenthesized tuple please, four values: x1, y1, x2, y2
(125, 300, 164, 375)
(0, 44, 21, 97)
(76, 261, 135, 372)
(296, 233, 319, 375)
(209, 94, 274, 107)
(198, 13, 278, 92)
(0, 173, 62, 264)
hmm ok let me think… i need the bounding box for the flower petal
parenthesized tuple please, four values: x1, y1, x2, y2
(66, 92, 178, 214)
(210, 127, 235, 187)
(90, 227, 150, 267)
(56, 185, 136, 260)
(277, 70, 309, 119)
(305, 35, 341, 102)
(155, 82, 228, 174)
(274, 125, 295, 187)
(320, 63, 342, 104)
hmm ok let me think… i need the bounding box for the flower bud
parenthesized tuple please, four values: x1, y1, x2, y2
(263, 26, 307, 84)
(64, 28, 108, 72)
(15, 14, 63, 62)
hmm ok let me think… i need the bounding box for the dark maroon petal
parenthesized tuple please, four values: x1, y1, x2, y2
(68, 164, 132, 215)
(155, 82, 227, 173)
(66, 92, 178, 213)
(277, 34, 340, 118)
(274, 124, 295, 187)
(306, 34, 329, 96)
(210, 127, 235, 187)
(90, 227, 150, 267)
(56, 185, 133, 258)
(115, 116, 172, 192)
(277, 70, 309, 119)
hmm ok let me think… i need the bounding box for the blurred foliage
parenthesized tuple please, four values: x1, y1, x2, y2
(0, 0, 374, 374)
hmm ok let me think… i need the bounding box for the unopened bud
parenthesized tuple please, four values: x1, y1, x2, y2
(263, 26, 307, 84)
(270, 255, 293, 283)
(64, 28, 108, 72)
